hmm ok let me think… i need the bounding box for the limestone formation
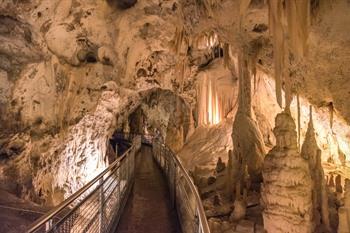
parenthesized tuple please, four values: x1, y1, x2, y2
(228, 51, 266, 200)
(335, 175, 343, 194)
(301, 107, 331, 231)
(230, 182, 247, 222)
(338, 179, 350, 233)
(261, 111, 314, 233)
(216, 157, 226, 173)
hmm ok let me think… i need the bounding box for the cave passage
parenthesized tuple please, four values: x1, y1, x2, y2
(115, 146, 181, 233)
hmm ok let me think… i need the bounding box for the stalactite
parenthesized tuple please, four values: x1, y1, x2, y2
(199, 0, 219, 18)
(285, 0, 310, 58)
(284, 74, 293, 113)
(239, 0, 252, 28)
(268, 0, 284, 108)
(173, 26, 184, 55)
(268, 0, 310, 109)
(297, 93, 301, 150)
(197, 72, 233, 125)
(223, 43, 230, 68)
(175, 60, 182, 90)
(253, 71, 257, 92)
(329, 102, 334, 130)
(179, 59, 186, 92)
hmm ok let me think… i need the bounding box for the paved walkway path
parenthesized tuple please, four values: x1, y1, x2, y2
(115, 146, 181, 233)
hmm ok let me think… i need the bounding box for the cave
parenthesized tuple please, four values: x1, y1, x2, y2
(0, 0, 350, 233)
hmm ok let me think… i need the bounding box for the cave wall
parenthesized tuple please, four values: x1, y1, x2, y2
(0, 0, 189, 204)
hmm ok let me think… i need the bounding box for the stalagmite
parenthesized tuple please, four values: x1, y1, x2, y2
(328, 174, 335, 191)
(338, 179, 350, 233)
(230, 181, 247, 221)
(335, 175, 343, 193)
(227, 149, 240, 197)
(301, 106, 331, 231)
(261, 111, 314, 233)
(318, 150, 331, 233)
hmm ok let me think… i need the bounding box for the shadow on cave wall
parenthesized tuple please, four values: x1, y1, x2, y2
(106, 0, 138, 9)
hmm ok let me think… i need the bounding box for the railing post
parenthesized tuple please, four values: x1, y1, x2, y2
(194, 209, 199, 233)
(99, 177, 104, 233)
(45, 219, 52, 232)
(172, 162, 176, 208)
(127, 151, 130, 182)
(118, 163, 121, 204)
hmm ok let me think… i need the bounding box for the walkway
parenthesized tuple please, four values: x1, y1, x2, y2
(115, 146, 181, 233)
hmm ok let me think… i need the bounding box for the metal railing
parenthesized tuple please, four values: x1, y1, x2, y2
(27, 134, 210, 233)
(27, 135, 141, 233)
(152, 139, 211, 233)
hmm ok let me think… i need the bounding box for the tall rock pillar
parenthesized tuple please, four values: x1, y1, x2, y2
(261, 111, 314, 233)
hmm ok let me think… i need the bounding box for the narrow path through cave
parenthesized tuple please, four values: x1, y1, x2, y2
(115, 146, 181, 233)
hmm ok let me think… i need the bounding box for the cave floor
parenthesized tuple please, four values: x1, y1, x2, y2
(115, 146, 181, 233)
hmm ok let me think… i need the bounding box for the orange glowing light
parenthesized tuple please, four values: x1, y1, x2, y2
(198, 74, 222, 125)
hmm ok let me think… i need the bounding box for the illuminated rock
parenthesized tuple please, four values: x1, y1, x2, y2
(301, 107, 331, 231)
(261, 111, 314, 233)
(228, 51, 265, 201)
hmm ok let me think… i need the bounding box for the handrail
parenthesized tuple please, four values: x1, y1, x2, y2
(27, 135, 141, 233)
(170, 148, 210, 233)
(27, 134, 210, 233)
(152, 138, 211, 233)
(28, 147, 131, 231)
